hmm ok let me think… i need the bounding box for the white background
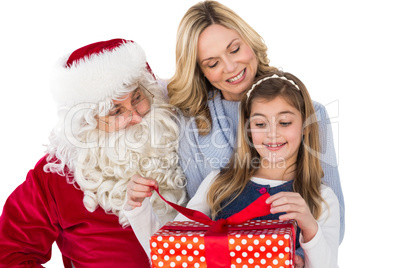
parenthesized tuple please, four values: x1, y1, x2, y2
(1, 0, 401, 267)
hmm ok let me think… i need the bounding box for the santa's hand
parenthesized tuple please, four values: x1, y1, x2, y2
(126, 174, 158, 208)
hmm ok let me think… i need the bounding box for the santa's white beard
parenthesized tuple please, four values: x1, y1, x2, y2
(48, 108, 187, 227)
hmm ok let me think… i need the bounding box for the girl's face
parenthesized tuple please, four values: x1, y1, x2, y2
(197, 24, 258, 101)
(249, 96, 303, 168)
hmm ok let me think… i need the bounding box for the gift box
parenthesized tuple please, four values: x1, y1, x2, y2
(150, 187, 296, 268)
(150, 219, 296, 268)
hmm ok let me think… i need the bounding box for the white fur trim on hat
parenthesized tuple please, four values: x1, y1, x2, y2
(50, 41, 147, 107)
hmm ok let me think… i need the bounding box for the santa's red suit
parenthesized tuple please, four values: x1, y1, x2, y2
(0, 39, 185, 267)
(0, 156, 150, 267)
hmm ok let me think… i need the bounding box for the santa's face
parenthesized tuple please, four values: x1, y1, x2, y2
(97, 85, 153, 132)
(75, 101, 182, 221)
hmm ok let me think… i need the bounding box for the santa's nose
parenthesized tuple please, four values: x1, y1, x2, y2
(127, 112, 142, 125)
(127, 111, 142, 126)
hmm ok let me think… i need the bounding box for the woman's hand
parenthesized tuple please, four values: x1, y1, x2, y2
(266, 191, 318, 243)
(126, 174, 158, 208)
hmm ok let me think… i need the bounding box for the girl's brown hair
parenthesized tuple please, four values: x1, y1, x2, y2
(207, 70, 325, 220)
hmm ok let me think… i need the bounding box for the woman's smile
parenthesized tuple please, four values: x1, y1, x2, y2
(227, 68, 246, 84)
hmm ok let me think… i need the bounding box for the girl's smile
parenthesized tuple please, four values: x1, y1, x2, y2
(263, 142, 288, 151)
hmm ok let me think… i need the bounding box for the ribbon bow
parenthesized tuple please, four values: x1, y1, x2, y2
(153, 186, 294, 267)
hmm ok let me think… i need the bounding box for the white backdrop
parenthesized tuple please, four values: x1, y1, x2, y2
(1, 0, 401, 267)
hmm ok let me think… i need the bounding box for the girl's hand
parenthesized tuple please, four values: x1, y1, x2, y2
(294, 255, 305, 268)
(266, 192, 318, 243)
(126, 174, 158, 208)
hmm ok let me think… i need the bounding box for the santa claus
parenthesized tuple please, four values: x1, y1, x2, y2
(0, 38, 186, 267)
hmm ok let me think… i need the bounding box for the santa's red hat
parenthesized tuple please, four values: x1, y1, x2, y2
(50, 38, 155, 107)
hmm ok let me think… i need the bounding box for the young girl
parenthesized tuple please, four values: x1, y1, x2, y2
(124, 70, 340, 268)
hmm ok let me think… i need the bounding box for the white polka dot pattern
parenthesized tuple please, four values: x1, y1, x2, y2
(150, 220, 295, 268)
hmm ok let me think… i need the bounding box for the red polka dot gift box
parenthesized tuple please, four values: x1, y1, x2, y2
(150, 219, 296, 268)
(150, 187, 296, 268)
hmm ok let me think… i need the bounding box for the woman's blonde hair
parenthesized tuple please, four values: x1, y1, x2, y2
(168, 0, 276, 135)
(207, 70, 325, 220)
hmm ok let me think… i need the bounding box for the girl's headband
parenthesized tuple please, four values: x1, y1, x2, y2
(246, 74, 300, 99)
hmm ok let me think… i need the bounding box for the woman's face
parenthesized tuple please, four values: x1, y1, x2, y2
(197, 24, 258, 101)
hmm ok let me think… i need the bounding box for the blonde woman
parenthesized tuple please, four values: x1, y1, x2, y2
(168, 0, 344, 245)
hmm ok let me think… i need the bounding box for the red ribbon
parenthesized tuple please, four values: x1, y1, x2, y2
(153, 187, 295, 268)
